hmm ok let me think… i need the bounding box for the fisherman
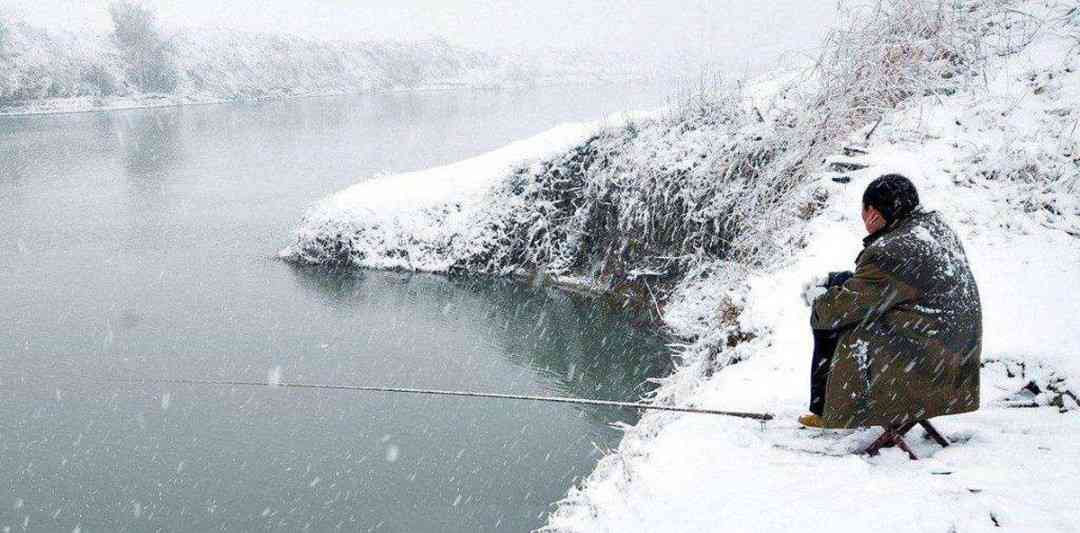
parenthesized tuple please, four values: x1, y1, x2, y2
(799, 174, 982, 429)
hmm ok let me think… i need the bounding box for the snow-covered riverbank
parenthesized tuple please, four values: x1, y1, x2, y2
(541, 3, 1080, 530)
(280, 118, 616, 271)
(0, 11, 646, 117)
(544, 120, 1080, 533)
(284, 1, 1079, 530)
(0, 82, 634, 117)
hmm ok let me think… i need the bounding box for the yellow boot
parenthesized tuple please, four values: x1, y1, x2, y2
(798, 413, 825, 428)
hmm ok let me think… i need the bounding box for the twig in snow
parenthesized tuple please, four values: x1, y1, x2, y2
(864, 118, 884, 142)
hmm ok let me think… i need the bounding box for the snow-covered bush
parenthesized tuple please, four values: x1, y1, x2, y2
(80, 63, 122, 97)
(453, 87, 807, 283)
(168, 32, 500, 99)
(810, 0, 994, 143)
(283, 79, 822, 296)
(108, 1, 178, 93)
(0, 11, 517, 111)
(445, 2, 1004, 283)
(0, 20, 101, 104)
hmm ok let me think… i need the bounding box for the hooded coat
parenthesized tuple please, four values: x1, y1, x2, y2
(811, 208, 982, 428)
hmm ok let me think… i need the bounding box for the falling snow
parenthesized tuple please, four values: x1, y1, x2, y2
(267, 366, 283, 387)
(385, 445, 401, 463)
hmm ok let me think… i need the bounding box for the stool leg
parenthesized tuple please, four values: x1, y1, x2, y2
(863, 425, 920, 460)
(893, 434, 919, 460)
(864, 428, 895, 457)
(919, 420, 950, 448)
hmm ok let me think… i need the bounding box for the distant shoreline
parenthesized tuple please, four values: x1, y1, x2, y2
(0, 78, 651, 118)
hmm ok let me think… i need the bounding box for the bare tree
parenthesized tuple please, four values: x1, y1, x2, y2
(0, 16, 8, 56)
(108, 1, 178, 93)
(0, 16, 11, 103)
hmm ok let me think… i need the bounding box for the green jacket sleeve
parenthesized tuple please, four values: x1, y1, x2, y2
(811, 247, 914, 331)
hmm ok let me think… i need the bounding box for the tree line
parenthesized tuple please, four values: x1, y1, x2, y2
(0, 1, 177, 103)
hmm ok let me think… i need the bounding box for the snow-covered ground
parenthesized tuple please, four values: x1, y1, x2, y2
(543, 137, 1080, 533)
(541, 9, 1080, 530)
(283, 1, 1079, 530)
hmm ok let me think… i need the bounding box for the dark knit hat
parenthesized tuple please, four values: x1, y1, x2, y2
(862, 174, 920, 225)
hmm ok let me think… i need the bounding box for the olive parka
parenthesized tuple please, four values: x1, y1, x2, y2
(811, 208, 982, 429)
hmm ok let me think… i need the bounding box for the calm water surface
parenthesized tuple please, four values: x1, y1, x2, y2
(0, 85, 673, 532)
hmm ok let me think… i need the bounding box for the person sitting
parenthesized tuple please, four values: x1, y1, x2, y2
(799, 174, 982, 430)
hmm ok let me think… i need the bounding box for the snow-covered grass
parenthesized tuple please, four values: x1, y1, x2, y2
(280, 120, 608, 271)
(282, 0, 1079, 530)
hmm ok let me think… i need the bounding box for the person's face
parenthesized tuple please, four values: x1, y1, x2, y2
(862, 205, 886, 235)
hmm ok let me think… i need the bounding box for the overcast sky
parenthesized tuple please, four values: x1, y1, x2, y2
(1, 1, 841, 73)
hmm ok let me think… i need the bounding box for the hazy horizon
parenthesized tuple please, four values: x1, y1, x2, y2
(1, 0, 841, 75)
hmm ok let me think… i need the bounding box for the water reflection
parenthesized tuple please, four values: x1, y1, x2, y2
(118, 110, 184, 179)
(287, 265, 673, 425)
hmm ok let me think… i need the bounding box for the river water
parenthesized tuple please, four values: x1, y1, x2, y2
(0, 85, 673, 532)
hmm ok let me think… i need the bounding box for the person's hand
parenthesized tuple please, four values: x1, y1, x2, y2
(801, 274, 828, 307)
(826, 271, 854, 288)
(862, 205, 887, 235)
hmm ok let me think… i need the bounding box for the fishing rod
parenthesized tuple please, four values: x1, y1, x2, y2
(107, 377, 775, 422)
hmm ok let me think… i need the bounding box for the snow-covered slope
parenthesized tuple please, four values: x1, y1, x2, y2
(283, 1, 1078, 530)
(541, 3, 1080, 531)
(544, 127, 1080, 533)
(280, 120, 611, 271)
